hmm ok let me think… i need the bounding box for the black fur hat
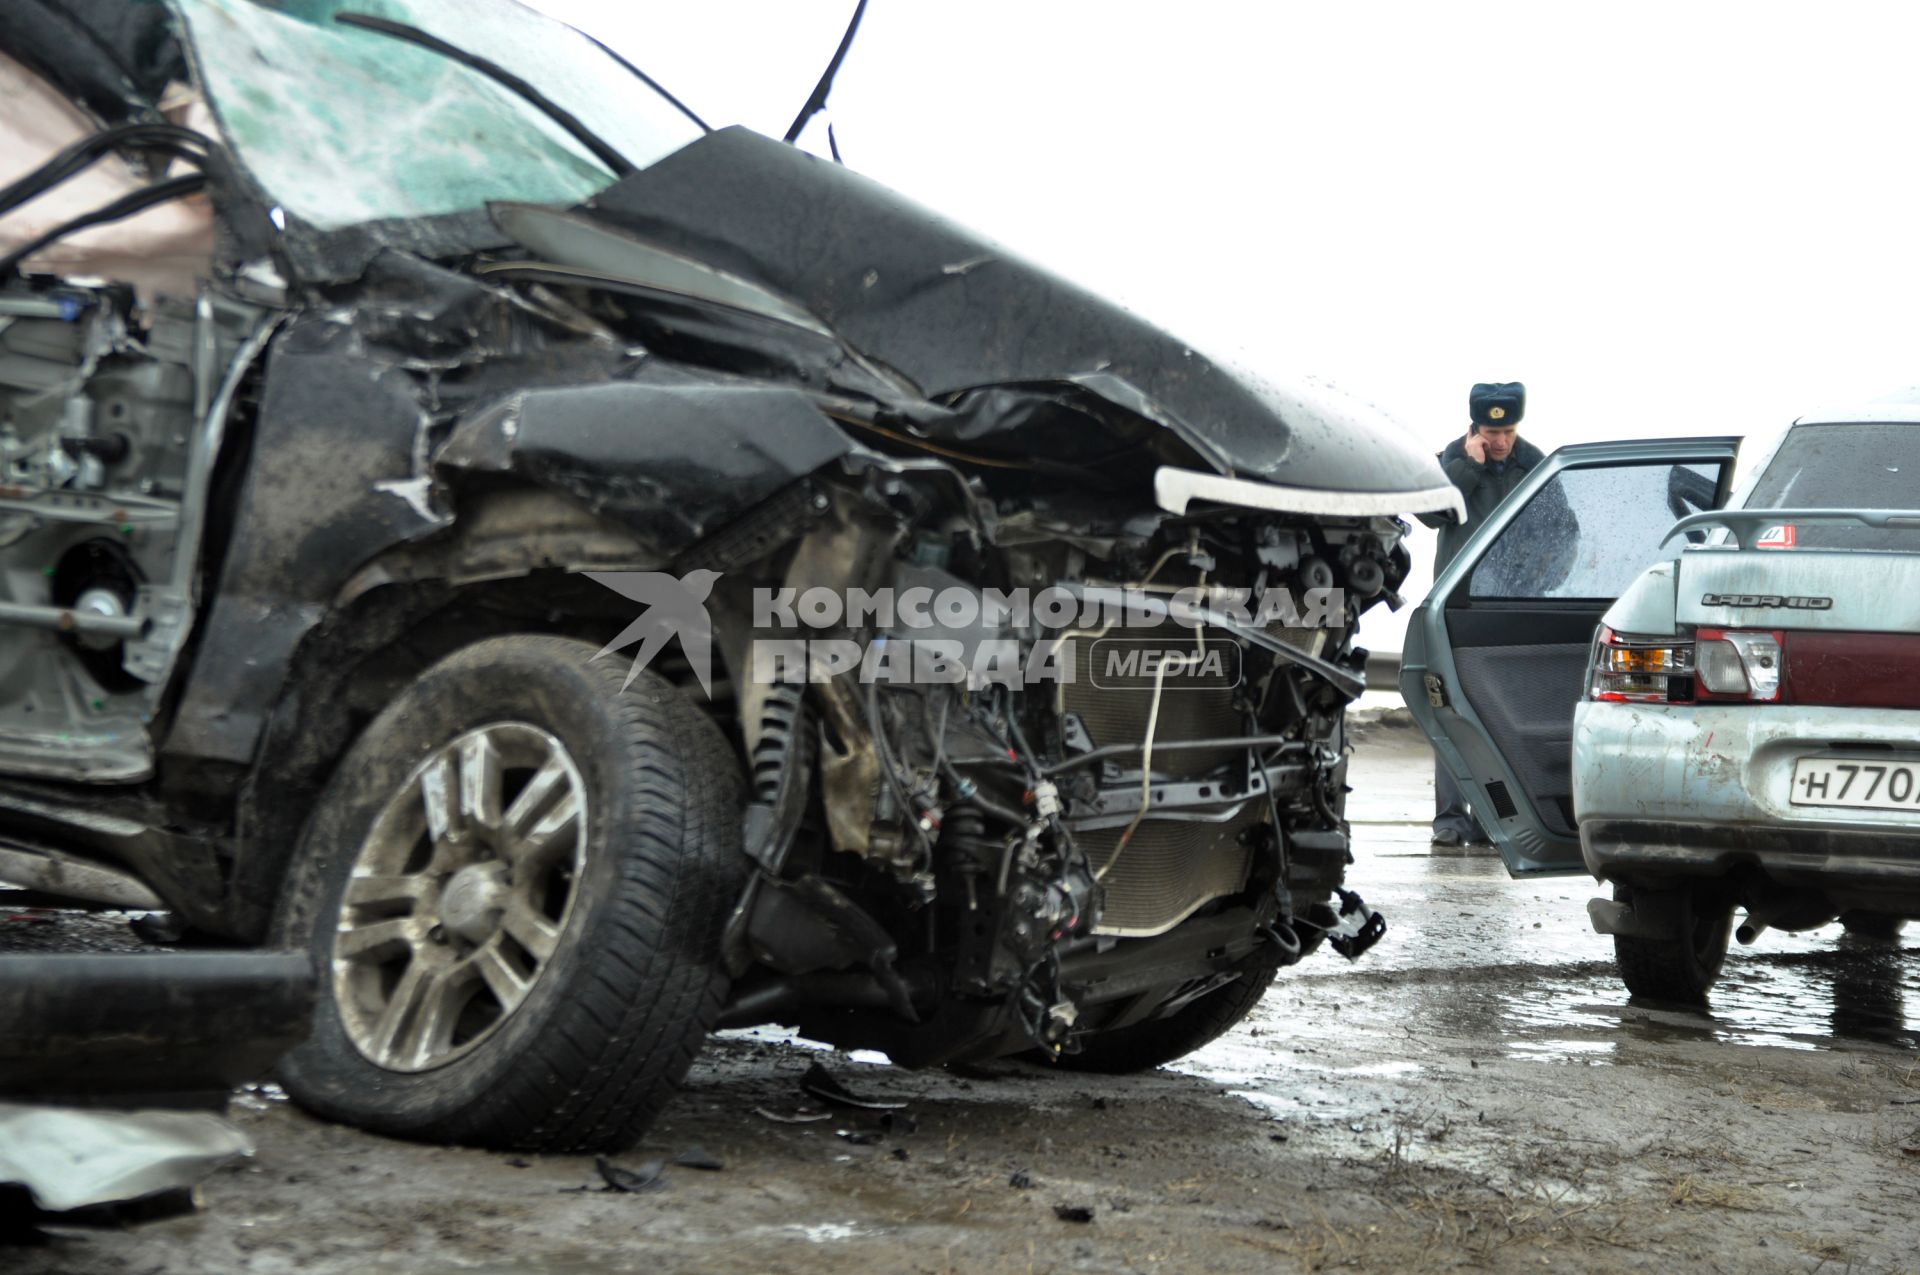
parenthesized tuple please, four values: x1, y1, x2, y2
(1469, 382, 1525, 427)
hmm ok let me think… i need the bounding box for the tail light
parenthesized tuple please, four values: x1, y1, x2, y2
(1592, 626, 1920, 708)
(1588, 626, 1787, 704)
(1693, 628, 1784, 702)
(1588, 627, 1693, 702)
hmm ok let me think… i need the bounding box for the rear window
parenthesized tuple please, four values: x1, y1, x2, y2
(1743, 422, 1920, 550)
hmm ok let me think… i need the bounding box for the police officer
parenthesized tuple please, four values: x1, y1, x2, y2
(1424, 381, 1547, 846)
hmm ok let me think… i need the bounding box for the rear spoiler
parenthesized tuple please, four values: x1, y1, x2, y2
(1662, 508, 1920, 549)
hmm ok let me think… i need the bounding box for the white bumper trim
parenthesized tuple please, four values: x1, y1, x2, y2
(1154, 467, 1465, 521)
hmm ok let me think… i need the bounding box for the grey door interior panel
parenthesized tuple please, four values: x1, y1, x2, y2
(1451, 642, 1590, 837)
(1404, 437, 1739, 875)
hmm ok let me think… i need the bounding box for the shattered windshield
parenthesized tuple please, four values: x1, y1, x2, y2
(175, 0, 701, 231)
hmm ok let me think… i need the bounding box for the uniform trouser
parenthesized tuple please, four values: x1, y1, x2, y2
(1433, 761, 1487, 840)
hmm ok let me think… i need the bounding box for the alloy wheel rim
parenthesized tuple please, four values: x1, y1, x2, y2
(332, 722, 588, 1073)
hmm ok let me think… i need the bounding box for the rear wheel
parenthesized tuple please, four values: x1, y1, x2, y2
(1048, 954, 1280, 1074)
(274, 635, 746, 1151)
(1612, 884, 1734, 1003)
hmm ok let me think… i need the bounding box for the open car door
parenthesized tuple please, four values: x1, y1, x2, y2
(1400, 437, 1740, 874)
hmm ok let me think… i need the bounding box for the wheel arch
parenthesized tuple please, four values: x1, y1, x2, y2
(221, 487, 744, 941)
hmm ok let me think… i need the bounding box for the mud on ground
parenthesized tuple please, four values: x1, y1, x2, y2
(11, 721, 1920, 1274)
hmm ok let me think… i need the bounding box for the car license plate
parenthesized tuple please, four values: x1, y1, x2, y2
(1790, 757, 1920, 811)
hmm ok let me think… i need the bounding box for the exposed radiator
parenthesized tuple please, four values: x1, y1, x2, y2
(1063, 625, 1242, 778)
(1077, 807, 1261, 937)
(1061, 617, 1258, 937)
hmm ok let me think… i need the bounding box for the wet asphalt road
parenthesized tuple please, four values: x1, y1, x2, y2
(1174, 722, 1920, 1119)
(1328, 723, 1918, 1060)
(7, 717, 1920, 1273)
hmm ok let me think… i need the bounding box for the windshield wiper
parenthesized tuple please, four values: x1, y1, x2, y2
(333, 12, 636, 178)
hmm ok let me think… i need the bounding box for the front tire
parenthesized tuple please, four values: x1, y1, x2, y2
(1612, 884, 1733, 1004)
(274, 635, 746, 1151)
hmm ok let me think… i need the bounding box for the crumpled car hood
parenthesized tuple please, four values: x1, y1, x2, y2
(575, 127, 1445, 499)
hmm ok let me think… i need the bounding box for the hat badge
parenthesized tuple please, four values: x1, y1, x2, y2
(1488, 406, 1506, 421)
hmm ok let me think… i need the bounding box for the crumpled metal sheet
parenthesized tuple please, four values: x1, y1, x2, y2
(0, 0, 184, 125)
(437, 375, 853, 554)
(162, 312, 450, 768)
(0, 1103, 249, 1213)
(582, 126, 1447, 498)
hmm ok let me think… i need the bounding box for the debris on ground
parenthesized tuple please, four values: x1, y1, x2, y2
(593, 1157, 665, 1194)
(672, 1148, 724, 1172)
(0, 1105, 251, 1215)
(800, 1062, 906, 1111)
(1052, 1204, 1095, 1223)
(1009, 1170, 1035, 1189)
(754, 1107, 831, 1124)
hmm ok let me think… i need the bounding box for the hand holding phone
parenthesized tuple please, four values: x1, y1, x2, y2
(1463, 430, 1487, 463)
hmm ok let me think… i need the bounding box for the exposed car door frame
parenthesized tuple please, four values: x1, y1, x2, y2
(1400, 436, 1740, 876)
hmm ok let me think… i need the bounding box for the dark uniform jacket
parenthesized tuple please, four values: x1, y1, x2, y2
(1422, 435, 1549, 573)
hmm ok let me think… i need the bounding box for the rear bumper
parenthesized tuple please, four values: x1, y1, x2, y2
(1573, 701, 1920, 904)
(1581, 818, 1920, 906)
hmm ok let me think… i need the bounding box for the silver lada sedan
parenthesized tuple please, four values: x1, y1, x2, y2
(1402, 399, 1920, 1001)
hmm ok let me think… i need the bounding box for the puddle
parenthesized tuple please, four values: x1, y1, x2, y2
(1506, 1037, 1616, 1064)
(1484, 943, 1918, 1057)
(1174, 828, 1917, 1122)
(1713, 946, 1917, 1047)
(1332, 826, 1920, 1055)
(786, 1222, 870, 1243)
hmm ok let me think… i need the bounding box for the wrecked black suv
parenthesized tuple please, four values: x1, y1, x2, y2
(0, 0, 1460, 1150)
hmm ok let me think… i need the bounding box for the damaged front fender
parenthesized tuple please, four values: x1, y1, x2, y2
(435, 376, 854, 556)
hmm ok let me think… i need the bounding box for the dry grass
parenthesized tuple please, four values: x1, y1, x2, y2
(1863, 1119, 1920, 1164)
(1883, 1058, 1920, 1091)
(1785, 1230, 1856, 1270)
(1228, 1219, 1371, 1269)
(1374, 1106, 1464, 1185)
(1666, 1175, 1768, 1212)
(1745, 1087, 1829, 1113)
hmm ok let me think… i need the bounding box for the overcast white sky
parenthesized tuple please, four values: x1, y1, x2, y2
(533, 1, 1920, 650)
